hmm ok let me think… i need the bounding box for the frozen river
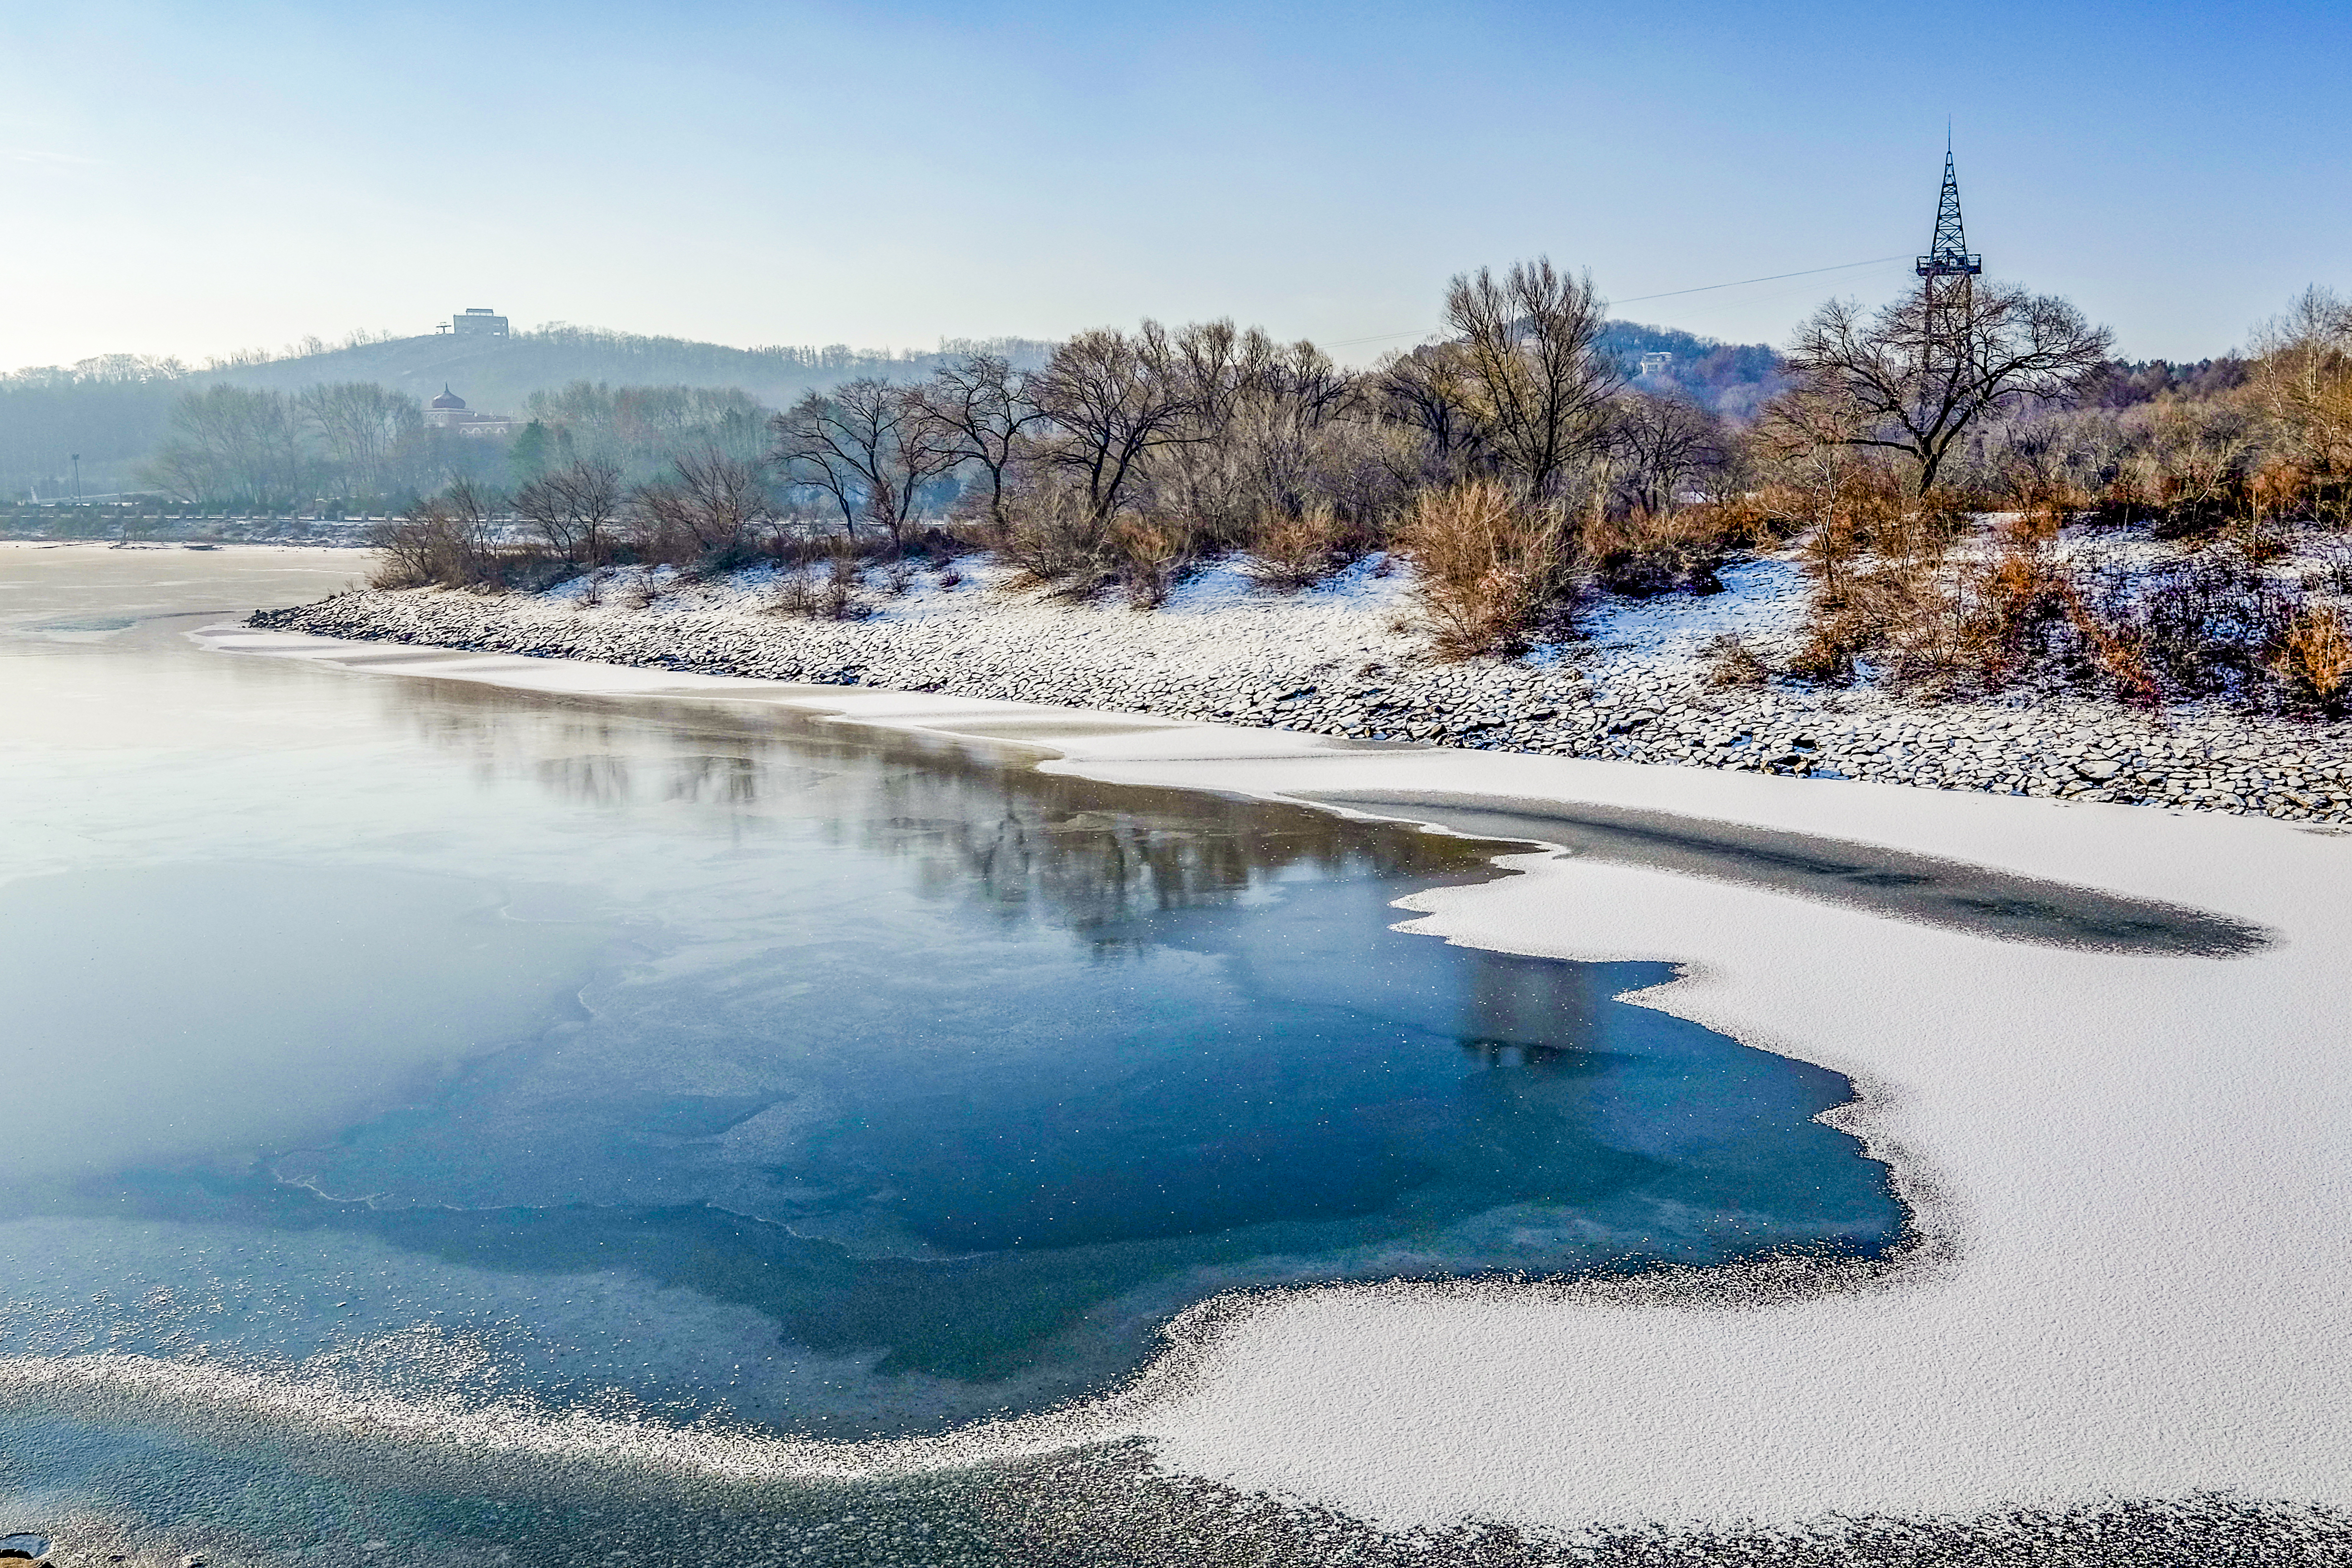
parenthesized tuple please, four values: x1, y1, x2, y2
(0, 546, 1903, 1563)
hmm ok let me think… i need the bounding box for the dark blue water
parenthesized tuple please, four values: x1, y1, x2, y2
(0, 551, 1901, 1558)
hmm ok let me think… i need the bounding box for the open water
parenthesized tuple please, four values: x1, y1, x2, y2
(0, 547, 1901, 1564)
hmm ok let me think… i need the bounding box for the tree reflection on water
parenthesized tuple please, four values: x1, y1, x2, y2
(386, 679, 1502, 939)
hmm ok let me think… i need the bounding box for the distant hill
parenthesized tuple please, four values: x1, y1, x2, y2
(1, 320, 1783, 502)
(206, 325, 1055, 415)
(1598, 322, 1786, 420)
(0, 326, 1052, 502)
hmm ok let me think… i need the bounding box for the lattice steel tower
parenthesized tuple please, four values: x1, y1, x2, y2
(1915, 143, 1983, 279)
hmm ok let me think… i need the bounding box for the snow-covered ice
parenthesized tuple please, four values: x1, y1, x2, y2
(198, 623, 2352, 1534)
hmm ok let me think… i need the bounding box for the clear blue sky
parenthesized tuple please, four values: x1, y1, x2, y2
(4, 0, 2344, 370)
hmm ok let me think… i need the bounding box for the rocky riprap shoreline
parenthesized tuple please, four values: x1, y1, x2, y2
(251, 586, 2352, 828)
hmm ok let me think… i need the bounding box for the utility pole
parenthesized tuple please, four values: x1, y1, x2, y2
(71, 453, 81, 505)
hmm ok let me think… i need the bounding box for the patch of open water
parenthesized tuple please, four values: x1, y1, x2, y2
(0, 549, 1903, 1562)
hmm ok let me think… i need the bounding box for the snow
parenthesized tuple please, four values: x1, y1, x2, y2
(195, 621, 2352, 1534)
(1570, 557, 1812, 682)
(540, 548, 1415, 642)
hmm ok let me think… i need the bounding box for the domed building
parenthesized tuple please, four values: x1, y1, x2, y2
(422, 384, 517, 438)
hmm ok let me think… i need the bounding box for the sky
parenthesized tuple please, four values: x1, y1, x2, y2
(3, 0, 2346, 372)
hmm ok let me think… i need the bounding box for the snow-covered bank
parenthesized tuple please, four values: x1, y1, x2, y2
(251, 554, 2352, 826)
(197, 620, 2352, 1548)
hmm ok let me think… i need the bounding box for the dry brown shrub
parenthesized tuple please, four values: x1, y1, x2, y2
(1946, 545, 2078, 687)
(1746, 485, 1823, 539)
(2274, 604, 2352, 703)
(1788, 561, 1923, 683)
(769, 541, 864, 620)
(1788, 479, 1977, 684)
(1243, 504, 1352, 592)
(2004, 506, 2065, 546)
(1394, 480, 1576, 659)
(1703, 633, 1772, 687)
(367, 519, 456, 588)
(1799, 543, 2094, 695)
(368, 483, 557, 592)
(2064, 600, 2163, 708)
(1000, 482, 1102, 587)
(1109, 518, 1195, 609)
(1582, 506, 1751, 597)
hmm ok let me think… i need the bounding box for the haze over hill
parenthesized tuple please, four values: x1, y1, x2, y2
(0, 322, 1056, 502)
(1, 316, 1777, 503)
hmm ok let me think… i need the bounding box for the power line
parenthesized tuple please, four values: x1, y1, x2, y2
(1325, 254, 1913, 348)
(1617, 255, 1911, 305)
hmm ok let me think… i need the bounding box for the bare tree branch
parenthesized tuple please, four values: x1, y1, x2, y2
(1781, 280, 2113, 493)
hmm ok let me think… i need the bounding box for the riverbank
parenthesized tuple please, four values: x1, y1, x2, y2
(249, 552, 2352, 827)
(197, 615, 2352, 1557)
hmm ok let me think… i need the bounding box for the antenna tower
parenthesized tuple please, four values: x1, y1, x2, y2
(1915, 143, 1982, 279)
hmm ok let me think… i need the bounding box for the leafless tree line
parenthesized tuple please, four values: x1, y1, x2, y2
(403, 255, 2352, 710)
(754, 258, 1740, 583)
(143, 382, 451, 508)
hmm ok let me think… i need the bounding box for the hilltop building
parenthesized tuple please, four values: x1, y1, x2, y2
(439, 307, 511, 338)
(423, 385, 518, 438)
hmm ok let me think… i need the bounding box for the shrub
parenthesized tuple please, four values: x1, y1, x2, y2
(1393, 480, 1576, 659)
(1582, 505, 1754, 597)
(1108, 518, 1195, 609)
(1000, 483, 1102, 588)
(1703, 633, 1771, 687)
(1944, 543, 2081, 689)
(2115, 550, 2302, 700)
(1244, 503, 1354, 592)
(769, 547, 864, 620)
(1787, 562, 1918, 684)
(2272, 604, 2352, 707)
(367, 482, 561, 591)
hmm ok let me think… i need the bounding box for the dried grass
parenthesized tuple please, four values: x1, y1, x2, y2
(1108, 518, 1195, 609)
(1393, 480, 1576, 659)
(1243, 504, 1353, 592)
(2273, 604, 2352, 703)
(1703, 633, 1772, 687)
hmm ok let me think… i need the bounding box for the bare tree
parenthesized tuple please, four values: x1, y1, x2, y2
(1225, 336, 1360, 524)
(513, 457, 624, 562)
(771, 380, 961, 545)
(2248, 285, 2352, 492)
(1025, 323, 1193, 527)
(632, 448, 770, 559)
(140, 385, 308, 509)
(298, 382, 419, 494)
(1781, 280, 2113, 494)
(913, 354, 1047, 531)
(1137, 320, 1363, 534)
(1444, 257, 1621, 500)
(1610, 389, 1725, 517)
(1372, 342, 1486, 481)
